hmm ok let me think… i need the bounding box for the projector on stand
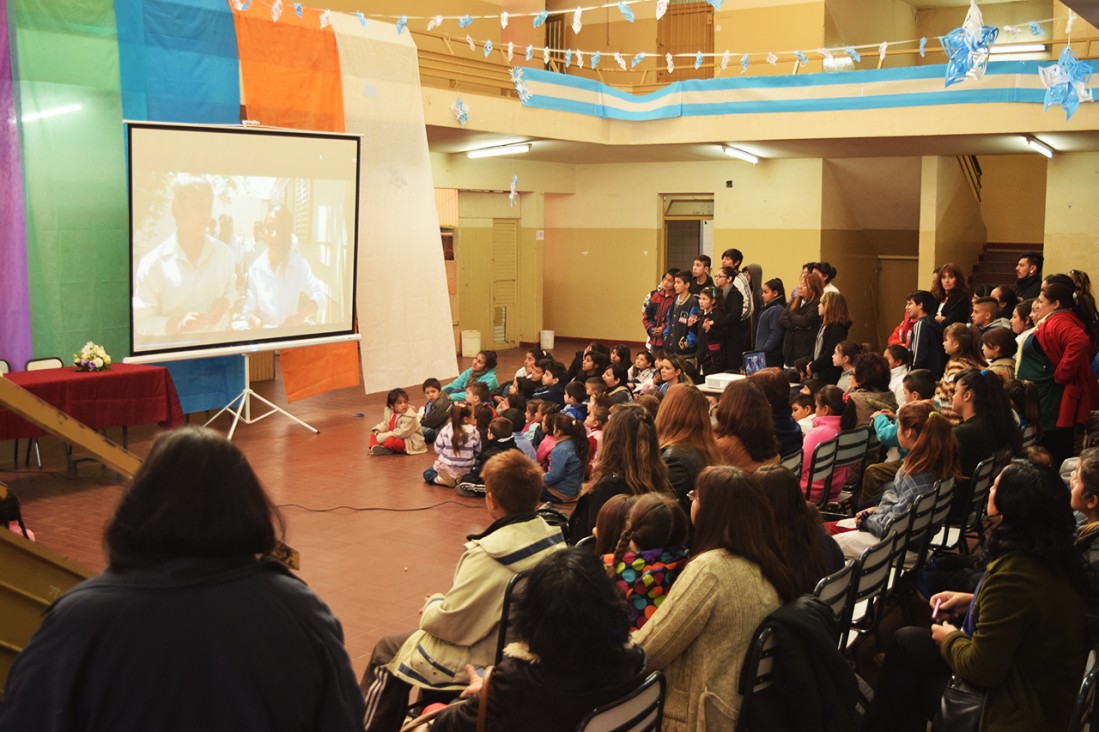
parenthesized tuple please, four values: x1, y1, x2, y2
(700, 372, 745, 394)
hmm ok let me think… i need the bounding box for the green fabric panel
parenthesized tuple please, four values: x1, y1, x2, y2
(12, 0, 129, 361)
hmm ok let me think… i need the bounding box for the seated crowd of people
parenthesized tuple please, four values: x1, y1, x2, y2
(3, 250, 1099, 731)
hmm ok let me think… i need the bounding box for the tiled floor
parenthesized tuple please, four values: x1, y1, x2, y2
(1, 341, 585, 676)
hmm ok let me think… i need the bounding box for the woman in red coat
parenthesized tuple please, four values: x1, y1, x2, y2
(1019, 274, 1099, 466)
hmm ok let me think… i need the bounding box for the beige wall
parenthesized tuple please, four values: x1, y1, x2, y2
(718, 1, 826, 75)
(878, 257, 920, 344)
(1043, 152, 1099, 277)
(919, 156, 987, 281)
(825, 0, 916, 63)
(979, 155, 1047, 244)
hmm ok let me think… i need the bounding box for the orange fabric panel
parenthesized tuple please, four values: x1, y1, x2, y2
(231, 2, 344, 132)
(280, 340, 360, 403)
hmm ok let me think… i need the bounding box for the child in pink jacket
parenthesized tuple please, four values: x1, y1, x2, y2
(801, 385, 857, 505)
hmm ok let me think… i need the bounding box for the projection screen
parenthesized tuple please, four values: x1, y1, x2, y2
(128, 123, 359, 357)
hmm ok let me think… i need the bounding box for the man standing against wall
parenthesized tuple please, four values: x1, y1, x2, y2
(1013, 252, 1043, 299)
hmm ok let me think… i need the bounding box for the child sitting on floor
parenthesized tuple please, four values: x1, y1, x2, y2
(523, 400, 542, 443)
(541, 414, 589, 504)
(423, 403, 480, 487)
(370, 388, 426, 456)
(417, 378, 452, 444)
(455, 417, 522, 497)
(533, 361, 567, 406)
(563, 381, 588, 422)
(585, 400, 610, 466)
(464, 382, 495, 416)
(534, 404, 561, 469)
(604, 492, 690, 632)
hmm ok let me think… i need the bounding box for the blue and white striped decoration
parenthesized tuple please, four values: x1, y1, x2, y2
(516, 61, 1047, 121)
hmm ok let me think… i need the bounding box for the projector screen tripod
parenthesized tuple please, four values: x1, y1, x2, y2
(204, 353, 319, 440)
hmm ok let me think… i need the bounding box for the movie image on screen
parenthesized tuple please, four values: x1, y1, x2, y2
(128, 124, 359, 357)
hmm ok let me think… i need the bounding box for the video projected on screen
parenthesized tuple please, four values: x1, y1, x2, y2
(128, 123, 359, 357)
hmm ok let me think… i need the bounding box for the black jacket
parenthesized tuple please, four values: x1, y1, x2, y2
(809, 323, 850, 385)
(936, 294, 970, 328)
(739, 596, 862, 732)
(780, 298, 822, 366)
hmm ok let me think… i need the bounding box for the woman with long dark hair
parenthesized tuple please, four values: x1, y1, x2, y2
(754, 465, 842, 595)
(755, 277, 786, 367)
(713, 379, 781, 472)
(865, 460, 1089, 731)
(655, 383, 721, 509)
(807, 291, 852, 385)
(0, 427, 364, 731)
(568, 405, 673, 543)
(635, 466, 796, 732)
(931, 262, 971, 327)
(428, 548, 647, 731)
(749, 366, 804, 458)
(780, 271, 824, 366)
(1018, 274, 1099, 466)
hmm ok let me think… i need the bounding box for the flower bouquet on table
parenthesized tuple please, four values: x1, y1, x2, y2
(73, 342, 112, 372)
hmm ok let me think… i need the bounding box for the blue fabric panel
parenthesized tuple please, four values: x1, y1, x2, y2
(155, 355, 245, 414)
(115, 0, 240, 123)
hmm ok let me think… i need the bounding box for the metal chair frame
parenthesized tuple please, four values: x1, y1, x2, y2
(575, 671, 665, 732)
(736, 625, 778, 732)
(779, 450, 802, 475)
(804, 437, 838, 510)
(934, 457, 996, 555)
(812, 560, 857, 649)
(494, 570, 530, 666)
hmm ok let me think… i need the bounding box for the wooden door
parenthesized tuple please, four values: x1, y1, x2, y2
(656, 2, 714, 83)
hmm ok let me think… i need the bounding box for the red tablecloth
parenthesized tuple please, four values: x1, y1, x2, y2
(0, 363, 184, 440)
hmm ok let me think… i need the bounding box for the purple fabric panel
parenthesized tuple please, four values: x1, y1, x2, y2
(0, 0, 32, 368)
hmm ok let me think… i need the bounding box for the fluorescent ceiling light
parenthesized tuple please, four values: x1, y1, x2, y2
(722, 145, 759, 165)
(989, 43, 1046, 55)
(21, 103, 83, 123)
(1025, 136, 1054, 158)
(467, 143, 531, 159)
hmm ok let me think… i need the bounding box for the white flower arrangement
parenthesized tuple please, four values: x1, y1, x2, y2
(73, 342, 112, 372)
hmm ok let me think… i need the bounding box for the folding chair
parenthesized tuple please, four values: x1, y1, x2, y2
(1069, 646, 1099, 732)
(779, 450, 802, 475)
(845, 514, 906, 656)
(804, 437, 838, 510)
(576, 671, 665, 732)
(934, 457, 996, 555)
(890, 489, 938, 623)
(736, 624, 778, 732)
(494, 570, 530, 666)
(826, 428, 870, 516)
(17, 357, 65, 468)
(1020, 423, 1038, 449)
(812, 560, 857, 649)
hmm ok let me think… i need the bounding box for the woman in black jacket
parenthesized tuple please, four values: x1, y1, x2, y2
(780, 271, 824, 367)
(807, 291, 851, 385)
(932, 262, 971, 328)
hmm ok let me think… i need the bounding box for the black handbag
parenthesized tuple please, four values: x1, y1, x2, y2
(932, 675, 987, 732)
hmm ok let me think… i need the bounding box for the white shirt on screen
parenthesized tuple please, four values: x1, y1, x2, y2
(133, 234, 236, 336)
(243, 250, 327, 328)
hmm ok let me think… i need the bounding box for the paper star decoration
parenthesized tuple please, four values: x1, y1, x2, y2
(396, 16, 407, 35)
(614, 52, 627, 70)
(458, 15, 473, 28)
(271, 0, 283, 22)
(1039, 45, 1094, 120)
(939, 0, 998, 87)
(572, 7, 583, 35)
(847, 47, 861, 63)
(427, 15, 443, 31)
(451, 98, 470, 125)
(500, 12, 508, 29)
(484, 40, 493, 58)
(655, 0, 669, 20)
(355, 11, 367, 27)
(591, 51, 601, 69)
(533, 11, 548, 28)
(695, 51, 704, 70)
(618, 3, 635, 22)
(511, 68, 533, 105)
(509, 176, 519, 208)
(631, 52, 645, 68)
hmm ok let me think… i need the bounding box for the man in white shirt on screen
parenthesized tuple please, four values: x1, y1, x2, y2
(133, 175, 236, 337)
(243, 205, 327, 329)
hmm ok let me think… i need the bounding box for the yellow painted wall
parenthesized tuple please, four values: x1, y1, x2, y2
(825, 0, 916, 67)
(1043, 152, 1099, 276)
(979, 155, 1047, 244)
(718, 2, 826, 75)
(542, 158, 823, 342)
(919, 156, 987, 281)
(821, 160, 880, 348)
(518, 193, 546, 343)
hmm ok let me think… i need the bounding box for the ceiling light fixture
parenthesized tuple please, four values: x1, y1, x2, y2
(1025, 136, 1054, 158)
(989, 43, 1047, 55)
(722, 145, 759, 165)
(466, 143, 531, 159)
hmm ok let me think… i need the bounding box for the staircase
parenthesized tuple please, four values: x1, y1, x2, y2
(970, 242, 1043, 290)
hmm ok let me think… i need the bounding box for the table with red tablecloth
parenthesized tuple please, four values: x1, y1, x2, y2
(0, 363, 184, 440)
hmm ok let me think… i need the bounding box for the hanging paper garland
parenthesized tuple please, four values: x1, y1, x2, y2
(396, 16, 407, 34)
(483, 40, 493, 57)
(533, 10, 548, 28)
(293, 3, 302, 18)
(720, 50, 730, 71)
(451, 98, 470, 125)
(458, 15, 473, 28)
(794, 50, 808, 64)
(655, 0, 669, 21)
(591, 51, 601, 69)
(614, 52, 627, 70)
(319, 10, 331, 28)
(501, 12, 508, 28)
(618, 2, 635, 22)
(511, 68, 533, 104)
(740, 53, 749, 74)
(666, 53, 674, 73)
(1039, 46, 1094, 120)
(507, 42, 515, 62)
(631, 52, 645, 68)
(526, 45, 534, 61)
(573, 7, 583, 35)
(355, 11, 367, 27)
(846, 47, 861, 63)
(509, 175, 519, 208)
(427, 15, 443, 31)
(271, 0, 283, 22)
(694, 51, 703, 70)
